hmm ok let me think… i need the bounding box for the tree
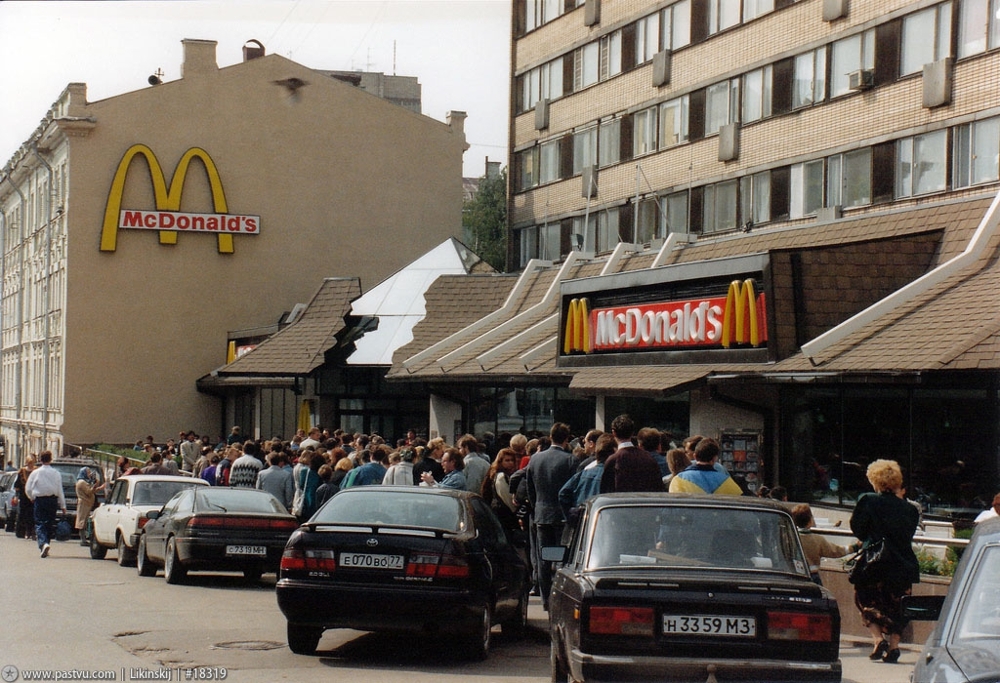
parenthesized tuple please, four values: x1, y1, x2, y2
(462, 168, 507, 272)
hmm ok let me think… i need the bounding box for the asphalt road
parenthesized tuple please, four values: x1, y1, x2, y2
(0, 531, 915, 683)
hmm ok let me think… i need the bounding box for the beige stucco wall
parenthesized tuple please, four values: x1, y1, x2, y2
(31, 44, 463, 445)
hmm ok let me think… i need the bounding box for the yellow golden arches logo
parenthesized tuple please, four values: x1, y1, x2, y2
(721, 279, 764, 348)
(563, 298, 592, 354)
(101, 144, 237, 254)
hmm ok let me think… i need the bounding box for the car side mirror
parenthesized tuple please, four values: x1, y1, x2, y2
(145, 510, 160, 520)
(901, 595, 945, 621)
(542, 545, 568, 564)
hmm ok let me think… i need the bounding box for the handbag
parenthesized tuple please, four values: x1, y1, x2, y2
(847, 537, 889, 585)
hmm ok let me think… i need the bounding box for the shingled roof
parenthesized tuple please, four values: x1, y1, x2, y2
(215, 277, 361, 376)
(389, 191, 1000, 392)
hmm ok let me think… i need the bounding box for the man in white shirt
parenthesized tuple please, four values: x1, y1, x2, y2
(25, 450, 67, 558)
(975, 493, 1000, 524)
(299, 427, 323, 451)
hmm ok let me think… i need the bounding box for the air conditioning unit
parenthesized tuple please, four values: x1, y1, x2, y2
(848, 69, 874, 91)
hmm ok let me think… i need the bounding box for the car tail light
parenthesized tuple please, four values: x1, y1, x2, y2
(767, 611, 833, 642)
(137, 516, 149, 529)
(188, 516, 297, 531)
(589, 606, 655, 636)
(405, 553, 470, 579)
(280, 547, 337, 572)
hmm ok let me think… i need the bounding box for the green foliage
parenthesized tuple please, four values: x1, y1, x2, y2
(462, 168, 507, 272)
(947, 527, 974, 565)
(90, 443, 145, 462)
(916, 549, 956, 577)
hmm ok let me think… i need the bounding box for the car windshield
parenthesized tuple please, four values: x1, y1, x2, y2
(196, 489, 286, 514)
(586, 505, 808, 575)
(313, 491, 465, 532)
(133, 480, 199, 506)
(953, 545, 1000, 643)
(53, 463, 105, 487)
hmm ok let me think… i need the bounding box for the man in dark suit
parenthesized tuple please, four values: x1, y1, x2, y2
(526, 422, 576, 609)
(600, 414, 664, 494)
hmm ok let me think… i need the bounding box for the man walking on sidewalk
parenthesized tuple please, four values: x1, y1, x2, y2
(25, 450, 67, 558)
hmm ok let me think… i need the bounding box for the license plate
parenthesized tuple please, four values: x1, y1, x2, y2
(226, 544, 266, 556)
(663, 614, 756, 637)
(340, 552, 404, 569)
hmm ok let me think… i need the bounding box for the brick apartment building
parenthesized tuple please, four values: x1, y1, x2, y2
(388, 0, 1000, 511)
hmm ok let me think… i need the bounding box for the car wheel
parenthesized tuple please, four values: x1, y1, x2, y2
(501, 588, 529, 639)
(117, 534, 136, 567)
(89, 531, 108, 560)
(551, 636, 569, 683)
(465, 603, 492, 661)
(164, 537, 187, 585)
(286, 622, 321, 655)
(137, 535, 156, 577)
(243, 566, 263, 583)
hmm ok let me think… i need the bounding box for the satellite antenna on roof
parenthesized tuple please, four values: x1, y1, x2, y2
(148, 68, 164, 86)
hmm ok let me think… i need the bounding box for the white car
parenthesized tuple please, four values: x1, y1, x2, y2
(90, 474, 208, 566)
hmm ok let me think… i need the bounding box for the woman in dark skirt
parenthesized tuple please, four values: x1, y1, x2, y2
(849, 459, 920, 664)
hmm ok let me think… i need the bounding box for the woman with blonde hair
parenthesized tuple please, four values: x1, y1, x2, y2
(849, 459, 920, 664)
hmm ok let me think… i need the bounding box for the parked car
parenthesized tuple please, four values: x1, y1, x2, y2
(0, 470, 18, 531)
(135, 487, 297, 584)
(90, 474, 208, 566)
(50, 458, 106, 529)
(544, 493, 842, 683)
(275, 486, 529, 659)
(904, 517, 1000, 683)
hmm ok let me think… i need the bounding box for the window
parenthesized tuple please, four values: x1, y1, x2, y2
(659, 96, 689, 148)
(897, 130, 948, 197)
(637, 13, 661, 65)
(575, 210, 619, 254)
(790, 160, 825, 218)
(665, 0, 692, 49)
(793, 48, 827, 109)
(827, 148, 872, 208)
(600, 30, 623, 80)
(831, 30, 875, 97)
(959, 0, 1000, 57)
(574, 42, 600, 91)
(520, 226, 538, 266)
(740, 171, 771, 225)
(539, 139, 561, 184)
(901, 4, 952, 76)
(703, 180, 738, 233)
(743, 0, 775, 21)
(954, 117, 1000, 188)
(635, 198, 663, 244)
(520, 58, 564, 112)
(539, 222, 561, 260)
(706, 78, 739, 136)
(742, 66, 772, 123)
(709, 0, 741, 35)
(517, 147, 539, 191)
(525, 0, 563, 31)
(599, 118, 621, 167)
(666, 191, 689, 234)
(574, 126, 598, 175)
(634, 107, 658, 157)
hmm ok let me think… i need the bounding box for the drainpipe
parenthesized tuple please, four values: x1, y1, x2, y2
(0, 172, 27, 461)
(802, 189, 1000, 365)
(31, 144, 55, 454)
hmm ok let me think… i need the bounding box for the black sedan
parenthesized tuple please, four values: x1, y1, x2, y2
(905, 517, 1000, 683)
(276, 486, 529, 659)
(545, 493, 842, 683)
(136, 487, 298, 584)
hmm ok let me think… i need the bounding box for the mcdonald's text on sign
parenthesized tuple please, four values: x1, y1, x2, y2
(563, 279, 767, 354)
(119, 210, 258, 234)
(102, 144, 259, 254)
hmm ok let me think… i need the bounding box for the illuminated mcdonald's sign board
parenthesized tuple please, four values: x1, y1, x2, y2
(562, 279, 767, 355)
(101, 144, 260, 254)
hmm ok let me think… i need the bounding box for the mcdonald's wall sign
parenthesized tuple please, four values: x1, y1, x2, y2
(559, 256, 772, 367)
(101, 144, 260, 254)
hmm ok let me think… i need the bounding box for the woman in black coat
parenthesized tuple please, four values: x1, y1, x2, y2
(849, 459, 920, 664)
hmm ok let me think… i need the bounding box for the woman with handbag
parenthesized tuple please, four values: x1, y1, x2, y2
(849, 459, 920, 664)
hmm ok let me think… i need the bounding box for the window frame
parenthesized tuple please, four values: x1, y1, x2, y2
(900, 3, 952, 77)
(896, 129, 949, 198)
